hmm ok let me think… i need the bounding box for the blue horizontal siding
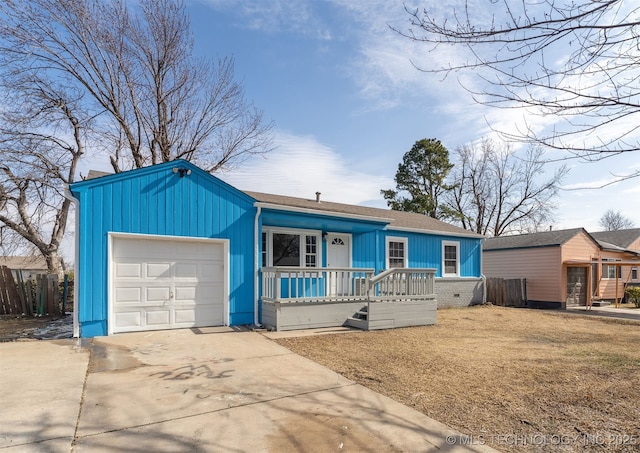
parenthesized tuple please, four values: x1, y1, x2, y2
(353, 230, 482, 277)
(71, 161, 257, 337)
(267, 216, 483, 277)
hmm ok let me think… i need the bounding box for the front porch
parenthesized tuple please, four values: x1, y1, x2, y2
(261, 267, 437, 331)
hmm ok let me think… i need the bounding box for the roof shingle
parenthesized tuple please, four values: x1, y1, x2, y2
(245, 191, 483, 238)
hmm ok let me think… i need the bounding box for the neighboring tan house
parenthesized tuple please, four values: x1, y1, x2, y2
(0, 256, 48, 279)
(483, 228, 640, 308)
(69, 160, 484, 338)
(591, 228, 640, 300)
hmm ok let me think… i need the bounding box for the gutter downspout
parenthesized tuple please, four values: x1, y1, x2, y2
(254, 205, 262, 327)
(63, 186, 80, 338)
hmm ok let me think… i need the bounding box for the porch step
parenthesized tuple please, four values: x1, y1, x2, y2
(354, 309, 368, 319)
(345, 305, 369, 330)
(592, 300, 611, 307)
(345, 316, 368, 330)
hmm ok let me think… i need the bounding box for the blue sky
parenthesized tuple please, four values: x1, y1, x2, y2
(88, 0, 640, 232)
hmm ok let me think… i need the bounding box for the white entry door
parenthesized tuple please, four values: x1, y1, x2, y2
(326, 233, 351, 296)
(110, 235, 227, 334)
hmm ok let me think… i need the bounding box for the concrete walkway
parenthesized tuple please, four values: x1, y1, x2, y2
(566, 305, 640, 322)
(0, 328, 495, 452)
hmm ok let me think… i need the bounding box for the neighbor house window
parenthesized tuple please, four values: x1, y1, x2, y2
(632, 267, 638, 280)
(386, 237, 408, 268)
(442, 241, 460, 277)
(263, 229, 319, 267)
(602, 259, 622, 279)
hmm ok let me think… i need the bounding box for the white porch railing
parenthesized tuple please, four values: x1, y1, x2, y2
(261, 267, 374, 302)
(368, 268, 436, 301)
(261, 267, 436, 303)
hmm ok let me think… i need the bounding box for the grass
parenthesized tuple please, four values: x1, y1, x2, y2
(274, 305, 640, 452)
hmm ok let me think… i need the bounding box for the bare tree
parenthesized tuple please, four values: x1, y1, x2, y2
(598, 209, 636, 231)
(0, 0, 272, 272)
(399, 1, 640, 181)
(0, 83, 86, 274)
(447, 140, 567, 236)
(0, 0, 272, 172)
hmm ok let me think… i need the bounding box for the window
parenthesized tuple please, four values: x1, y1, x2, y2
(632, 267, 638, 280)
(305, 235, 317, 267)
(602, 259, 622, 279)
(442, 241, 460, 277)
(272, 233, 300, 266)
(263, 229, 319, 267)
(386, 237, 408, 268)
(261, 232, 267, 267)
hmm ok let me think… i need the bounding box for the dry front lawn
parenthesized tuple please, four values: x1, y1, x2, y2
(275, 306, 640, 452)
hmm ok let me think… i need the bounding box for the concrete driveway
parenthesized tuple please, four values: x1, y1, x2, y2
(1, 327, 495, 452)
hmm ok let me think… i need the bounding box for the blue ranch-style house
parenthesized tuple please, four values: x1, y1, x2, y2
(69, 160, 484, 337)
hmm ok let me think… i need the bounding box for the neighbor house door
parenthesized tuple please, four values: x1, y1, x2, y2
(326, 233, 351, 296)
(566, 267, 587, 307)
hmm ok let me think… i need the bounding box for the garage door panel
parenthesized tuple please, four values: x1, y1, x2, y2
(174, 286, 196, 301)
(111, 236, 227, 334)
(112, 241, 141, 259)
(174, 283, 224, 302)
(146, 286, 171, 302)
(115, 287, 142, 303)
(174, 308, 196, 325)
(199, 263, 224, 282)
(146, 262, 172, 279)
(115, 262, 142, 278)
(174, 306, 223, 326)
(194, 305, 224, 325)
(145, 310, 171, 327)
(174, 262, 198, 279)
(114, 311, 142, 329)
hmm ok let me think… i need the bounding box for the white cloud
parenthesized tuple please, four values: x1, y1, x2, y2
(218, 131, 393, 207)
(200, 0, 331, 39)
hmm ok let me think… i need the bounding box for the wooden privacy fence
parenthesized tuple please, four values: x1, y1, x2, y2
(486, 277, 527, 307)
(0, 266, 72, 316)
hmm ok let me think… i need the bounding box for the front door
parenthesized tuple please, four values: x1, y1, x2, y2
(326, 233, 351, 296)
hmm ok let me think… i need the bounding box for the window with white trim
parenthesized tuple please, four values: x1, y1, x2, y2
(262, 229, 320, 267)
(602, 259, 621, 279)
(442, 241, 460, 277)
(386, 237, 408, 268)
(632, 267, 638, 280)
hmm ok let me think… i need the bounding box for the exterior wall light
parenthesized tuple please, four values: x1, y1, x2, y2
(172, 167, 192, 178)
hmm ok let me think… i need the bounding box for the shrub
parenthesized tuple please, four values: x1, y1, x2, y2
(625, 286, 640, 308)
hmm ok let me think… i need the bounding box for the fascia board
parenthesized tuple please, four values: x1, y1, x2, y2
(254, 202, 394, 225)
(386, 225, 485, 239)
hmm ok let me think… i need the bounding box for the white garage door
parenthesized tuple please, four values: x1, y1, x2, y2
(110, 235, 227, 334)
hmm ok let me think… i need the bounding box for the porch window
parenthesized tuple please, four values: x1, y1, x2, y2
(263, 229, 319, 267)
(602, 259, 622, 279)
(442, 241, 460, 277)
(386, 237, 408, 268)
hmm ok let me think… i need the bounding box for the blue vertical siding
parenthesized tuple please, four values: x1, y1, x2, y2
(71, 161, 257, 337)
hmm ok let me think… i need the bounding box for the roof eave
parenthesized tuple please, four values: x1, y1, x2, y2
(254, 202, 395, 225)
(386, 225, 484, 239)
